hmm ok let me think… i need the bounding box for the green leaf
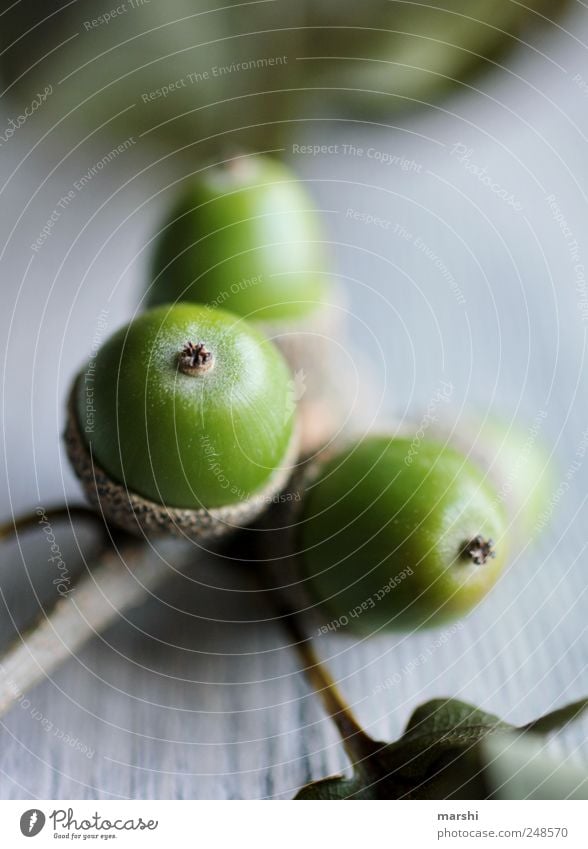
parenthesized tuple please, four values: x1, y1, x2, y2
(295, 776, 358, 801)
(403, 698, 503, 736)
(296, 698, 508, 799)
(520, 698, 588, 736)
(295, 697, 588, 800)
(380, 698, 508, 785)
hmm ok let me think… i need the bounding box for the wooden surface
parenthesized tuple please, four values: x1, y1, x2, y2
(1, 7, 588, 799)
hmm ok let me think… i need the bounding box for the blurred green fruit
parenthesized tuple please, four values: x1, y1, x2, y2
(427, 412, 555, 539)
(0, 1, 569, 148)
(472, 414, 554, 539)
(147, 155, 330, 322)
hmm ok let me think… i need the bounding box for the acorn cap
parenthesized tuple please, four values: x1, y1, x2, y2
(64, 378, 300, 544)
(257, 284, 368, 457)
(256, 281, 345, 383)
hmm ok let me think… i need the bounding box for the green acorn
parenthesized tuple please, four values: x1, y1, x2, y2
(146, 154, 346, 454)
(65, 304, 298, 542)
(147, 154, 330, 321)
(298, 435, 508, 633)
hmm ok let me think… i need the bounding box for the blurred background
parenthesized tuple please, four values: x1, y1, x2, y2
(0, 0, 587, 799)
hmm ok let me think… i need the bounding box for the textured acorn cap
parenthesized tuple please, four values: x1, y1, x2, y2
(64, 379, 300, 544)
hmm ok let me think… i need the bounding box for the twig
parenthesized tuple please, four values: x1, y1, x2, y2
(277, 603, 378, 761)
(0, 507, 183, 717)
(240, 475, 379, 763)
(0, 539, 176, 716)
(0, 505, 101, 542)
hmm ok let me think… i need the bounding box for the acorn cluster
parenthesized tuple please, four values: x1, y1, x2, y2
(65, 154, 550, 634)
